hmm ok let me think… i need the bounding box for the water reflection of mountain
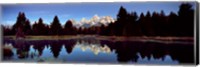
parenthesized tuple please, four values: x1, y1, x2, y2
(3, 38, 194, 64)
(76, 38, 112, 55)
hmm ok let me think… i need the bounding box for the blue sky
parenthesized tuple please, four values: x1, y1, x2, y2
(1, 2, 196, 26)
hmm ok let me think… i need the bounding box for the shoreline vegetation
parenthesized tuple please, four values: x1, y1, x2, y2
(2, 3, 194, 37)
(4, 35, 194, 44)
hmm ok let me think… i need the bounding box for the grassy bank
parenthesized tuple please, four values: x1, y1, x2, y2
(3, 35, 81, 40)
(4, 35, 194, 43)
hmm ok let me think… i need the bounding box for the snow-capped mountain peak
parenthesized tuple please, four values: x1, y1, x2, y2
(70, 15, 116, 28)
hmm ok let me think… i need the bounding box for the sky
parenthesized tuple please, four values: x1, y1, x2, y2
(0, 2, 196, 26)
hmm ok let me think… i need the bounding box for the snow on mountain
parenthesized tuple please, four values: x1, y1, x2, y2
(72, 15, 116, 28)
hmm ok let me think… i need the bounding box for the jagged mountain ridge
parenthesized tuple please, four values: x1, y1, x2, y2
(70, 15, 116, 28)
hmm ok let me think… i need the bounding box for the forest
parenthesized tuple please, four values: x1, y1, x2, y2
(2, 3, 194, 37)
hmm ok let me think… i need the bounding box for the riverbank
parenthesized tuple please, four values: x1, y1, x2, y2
(3, 35, 194, 44)
(3, 35, 80, 40)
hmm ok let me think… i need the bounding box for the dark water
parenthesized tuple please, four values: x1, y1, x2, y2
(2, 37, 194, 65)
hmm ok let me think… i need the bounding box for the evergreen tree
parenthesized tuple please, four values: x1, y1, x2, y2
(24, 20, 31, 35)
(50, 16, 62, 35)
(64, 20, 74, 35)
(32, 18, 47, 35)
(115, 6, 128, 36)
(177, 3, 194, 36)
(12, 12, 27, 36)
(168, 12, 178, 36)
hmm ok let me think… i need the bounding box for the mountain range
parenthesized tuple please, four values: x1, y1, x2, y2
(70, 15, 116, 28)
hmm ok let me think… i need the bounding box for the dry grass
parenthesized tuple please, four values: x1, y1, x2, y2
(3, 35, 194, 44)
(96, 36, 194, 44)
(3, 35, 80, 40)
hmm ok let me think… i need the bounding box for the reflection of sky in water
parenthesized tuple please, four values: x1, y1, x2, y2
(40, 45, 55, 61)
(4, 42, 179, 64)
(136, 53, 179, 64)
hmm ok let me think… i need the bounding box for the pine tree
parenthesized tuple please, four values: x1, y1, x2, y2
(50, 16, 62, 35)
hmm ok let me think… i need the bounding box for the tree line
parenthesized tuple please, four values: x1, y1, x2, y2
(2, 3, 194, 37)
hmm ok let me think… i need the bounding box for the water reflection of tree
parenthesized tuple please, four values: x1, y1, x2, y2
(100, 40, 194, 64)
(114, 41, 139, 62)
(139, 42, 168, 61)
(49, 41, 62, 58)
(33, 41, 45, 56)
(169, 44, 194, 64)
(3, 40, 14, 59)
(63, 40, 76, 54)
(14, 40, 30, 59)
(3, 47, 14, 59)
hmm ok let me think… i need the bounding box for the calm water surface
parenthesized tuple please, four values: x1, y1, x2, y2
(2, 37, 194, 65)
